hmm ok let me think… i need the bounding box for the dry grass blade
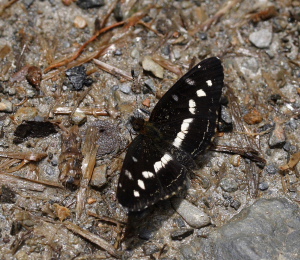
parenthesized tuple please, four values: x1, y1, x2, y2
(193, 0, 242, 33)
(64, 221, 121, 258)
(52, 107, 109, 117)
(93, 59, 133, 81)
(76, 126, 100, 219)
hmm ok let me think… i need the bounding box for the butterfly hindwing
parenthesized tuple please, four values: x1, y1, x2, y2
(117, 136, 188, 211)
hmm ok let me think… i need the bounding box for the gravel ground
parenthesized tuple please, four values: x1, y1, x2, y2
(0, 0, 299, 259)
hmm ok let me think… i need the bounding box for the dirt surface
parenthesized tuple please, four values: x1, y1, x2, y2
(0, 0, 299, 259)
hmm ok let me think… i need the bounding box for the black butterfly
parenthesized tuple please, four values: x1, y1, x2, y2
(117, 57, 224, 211)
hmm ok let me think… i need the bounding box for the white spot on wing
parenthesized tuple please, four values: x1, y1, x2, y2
(119, 183, 122, 188)
(132, 156, 138, 162)
(198, 65, 201, 68)
(138, 179, 145, 190)
(133, 190, 140, 197)
(154, 154, 173, 173)
(196, 89, 206, 97)
(206, 80, 212, 87)
(154, 161, 163, 173)
(185, 78, 195, 85)
(189, 99, 196, 114)
(161, 154, 172, 165)
(142, 171, 154, 178)
(125, 170, 133, 180)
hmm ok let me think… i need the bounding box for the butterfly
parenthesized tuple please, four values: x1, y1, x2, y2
(117, 57, 224, 211)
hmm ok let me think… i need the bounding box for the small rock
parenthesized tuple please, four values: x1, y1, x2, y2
(14, 107, 38, 124)
(170, 228, 194, 240)
(76, 0, 105, 9)
(243, 109, 263, 125)
(269, 123, 286, 148)
(230, 199, 241, 210)
(220, 177, 238, 192)
(23, 0, 34, 8)
(138, 227, 155, 240)
(119, 82, 131, 94)
(142, 244, 159, 255)
(219, 105, 233, 132)
(130, 48, 140, 59)
(259, 182, 269, 191)
(142, 56, 164, 79)
(230, 155, 241, 167)
(26, 66, 42, 89)
(66, 66, 91, 90)
(71, 110, 86, 125)
(198, 32, 208, 40)
(171, 198, 210, 228)
(114, 49, 122, 56)
(161, 45, 171, 56)
(62, 0, 73, 6)
(249, 28, 273, 48)
(180, 244, 196, 260)
(74, 16, 87, 29)
(142, 98, 151, 107)
(265, 164, 278, 174)
(90, 164, 107, 188)
(144, 78, 156, 93)
(0, 99, 13, 112)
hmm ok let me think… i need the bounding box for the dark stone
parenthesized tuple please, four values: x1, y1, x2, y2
(142, 243, 160, 255)
(230, 199, 241, 210)
(76, 0, 105, 9)
(114, 49, 123, 56)
(138, 228, 155, 240)
(0, 185, 16, 204)
(66, 66, 92, 90)
(113, 2, 123, 21)
(269, 94, 281, 102)
(161, 45, 171, 56)
(13, 120, 57, 143)
(170, 228, 194, 240)
(198, 32, 208, 40)
(218, 105, 233, 132)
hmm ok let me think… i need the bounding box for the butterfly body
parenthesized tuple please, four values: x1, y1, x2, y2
(117, 57, 224, 211)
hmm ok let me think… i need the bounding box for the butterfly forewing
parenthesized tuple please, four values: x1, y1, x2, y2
(117, 57, 224, 211)
(150, 57, 224, 157)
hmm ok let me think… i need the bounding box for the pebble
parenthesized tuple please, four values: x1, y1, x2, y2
(74, 16, 87, 29)
(130, 48, 140, 59)
(142, 244, 159, 255)
(265, 164, 278, 174)
(269, 123, 286, 148)
(119, 82, 131, 94)
(230, 199, 241, 210)
(230, 155, 241, 167)
(26, 66, 42, 89)
(0, 99, 13, 112)
(170, 228, 194, 240)
(71, 110, 86, 125)
(76, 0, 105, 9)
(90, 164, 107, 188)
(243, 109, 263, 125)
(171, 198, 210, 228)
(14, 107, 38, 124)
(142, 56, 164, 79)
(144, 78, 156, 93)
(249, 28, 273, 48)
(220, 177, 238, 192)
(259, 182, 269, 191)
(219, 105, 233, 132)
